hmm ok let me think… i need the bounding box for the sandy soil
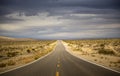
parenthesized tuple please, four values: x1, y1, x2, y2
(62, 41, 120, 72)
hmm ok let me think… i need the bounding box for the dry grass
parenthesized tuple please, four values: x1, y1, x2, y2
(63, 39, 120, 71)
(64, 39, 120, 56)
(0, 40, 56, 72)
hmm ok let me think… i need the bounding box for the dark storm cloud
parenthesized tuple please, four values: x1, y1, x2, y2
(0, 0, 120, 15)
(0, 0, 119, 24)
(62, 0, 120, 9)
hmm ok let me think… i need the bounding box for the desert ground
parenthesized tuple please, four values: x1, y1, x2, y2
(0, 36, 120, 73)
(0, 36, 56, 73)
(63, 39, 120, 72)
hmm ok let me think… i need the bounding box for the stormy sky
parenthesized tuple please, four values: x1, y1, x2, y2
(0, 0, 120, 39)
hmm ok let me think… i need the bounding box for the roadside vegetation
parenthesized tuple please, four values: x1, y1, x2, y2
(63, 39, 120, 71)
(0, 39, 56, 72)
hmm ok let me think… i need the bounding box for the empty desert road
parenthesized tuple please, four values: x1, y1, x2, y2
(0, 40, 120, 76)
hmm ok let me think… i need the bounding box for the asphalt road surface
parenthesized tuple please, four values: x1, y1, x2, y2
(0, 41, 120, 76)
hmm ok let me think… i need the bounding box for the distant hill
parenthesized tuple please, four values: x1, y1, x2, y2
(0, 36, 35, 41)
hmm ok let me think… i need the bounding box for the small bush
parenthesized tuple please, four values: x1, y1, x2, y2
(109, 64, 111, 67)
(7, 52, 19, 57)
(34, 56, 39, 60)
(94, 59, 97, 61)
(100, 44, 105, 47)
(7, 60, 16, 66)
(34, 57, 38, 60)
(75, 48, 79, 51)
(0, 55, 3, 58)
(100, 56, 103, 59)
(32, 49, 35, 51)
(91, 54, 95, 57)
(68, 44, 71, 46)
(0, 63, 6, 68)
(98, 49, 115, 55)
(27, 49, 31, 53)
(40, 46, 43, 48)
(79, 44, 83, 47)
(117, 59, 120, 63)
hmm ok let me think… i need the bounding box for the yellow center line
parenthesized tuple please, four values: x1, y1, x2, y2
(56, 57, 60, 76)
(56, 71, 59, 76)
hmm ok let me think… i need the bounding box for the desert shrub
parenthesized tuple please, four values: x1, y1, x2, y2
(68, 44, 71, 46)
(76, 48, 79, 51)
(109, 64, 111, 67)
(94, 59, 97, 61)
(100, 44, 105, 47)
(91, 54, 95, 57)
(27, 49, 31, 53)
(75, 48, 82, 51)
(7, 60, 16, 66)
(0, 63, 6, 67)
(32, 49, 35, 51)
(34, 54, 40, 60)
(79, 44, 83, 47)
(117, 59, 120, 63)
(100, 56, 103, 59)
(34, 56, 39, 60)
(7, 52, 19, 57)
(40, 46, 43, 48)
(47, 43, 50, 45)
(98, 49, 115, 55)
(0, 55, 3, 58)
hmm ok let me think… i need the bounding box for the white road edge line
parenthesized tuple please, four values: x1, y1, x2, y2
(0, 42, 57, 75)
(62, 42, 120, 74)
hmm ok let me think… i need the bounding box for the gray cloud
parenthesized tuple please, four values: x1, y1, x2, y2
(0, 0, 120, 15)
(0, 0, 120, 39)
